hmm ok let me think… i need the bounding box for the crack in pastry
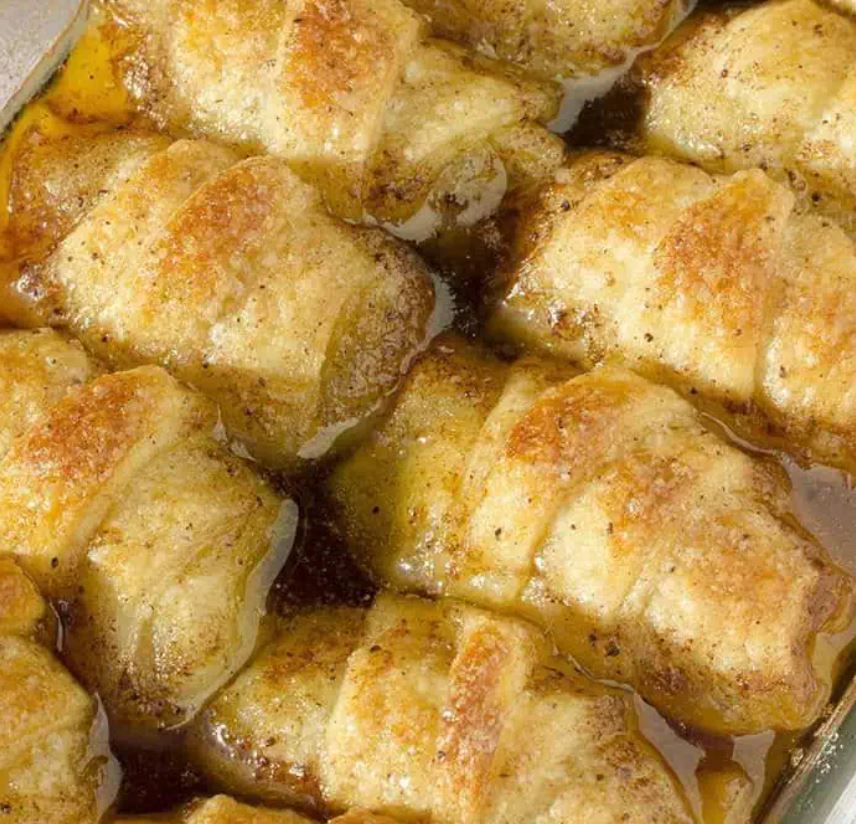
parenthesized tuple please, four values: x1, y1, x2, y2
(0, 556, 116, 823)
(94, 0, 566, 233)
(187, 593, 698, 823)
(488, 150, 856, 472)
(1, 129, 435, 469)
(326, 335, 854, 736)
(0, 329, 295, 733)
(620, 0, 856, 236)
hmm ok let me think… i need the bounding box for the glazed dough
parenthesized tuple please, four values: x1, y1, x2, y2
(101, 0, 566, 227)
(0, 330, 294, 732)
(117, 796, 402, 823)
(631, 0, 856, 235)
(491, 151, 856, 471)
(0, 328, 97, 460)
(0, 557, 111, 824)
(188, 593, 695, 823)
(328, 336, 854, 735)
(4, 130, 435, 469)
(398, 0, 689, 80)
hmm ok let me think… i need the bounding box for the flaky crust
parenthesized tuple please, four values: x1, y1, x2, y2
(0, 328, 98, 460)
(631, 0, 856, 235)
(188, 594, 694, 823)
(117, 795, 403, 823)
(491, 151, 856, 472)
(4, 129, 435, 469)
(399, 0, 687, 79)
(0, 331, 293, 731)
(0, 558, 108, 824)
(100, 0, 564, 226)
(328, 336, 854, 735)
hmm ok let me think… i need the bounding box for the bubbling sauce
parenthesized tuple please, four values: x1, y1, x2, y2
(2, 7, 856, 822)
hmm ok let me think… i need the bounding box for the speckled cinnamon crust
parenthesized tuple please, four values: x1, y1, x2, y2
(0, 328, 98, 459)
(328, 336, 854, 735)
(0, 330, 293, 733)
(3, 129, 435, 469)
(630, 0, 856, 236)
(398, 0, 688, 80)
(99, 0, 566, 225)
(490, 151, 856, 472)
(188, 594, 694, 823)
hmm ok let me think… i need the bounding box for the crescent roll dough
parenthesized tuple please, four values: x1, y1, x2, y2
(397, 0, 689, 80)
(187, 593, 695, 823)
(328, 336, 854, 735)
(0, 329, 294, 732)
(0, 557, 113, 824)
(116, 795, 401, 823)
(3, 129, 435, 469)
(629, 0, 856, 235)
(489, 151, 856, 471)
(0, 328, 98, 459)
(98, 0, 565, 228)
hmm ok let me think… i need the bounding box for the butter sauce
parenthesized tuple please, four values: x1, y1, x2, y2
(3, 8, 856, 822)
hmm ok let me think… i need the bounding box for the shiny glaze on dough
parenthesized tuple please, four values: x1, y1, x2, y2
(328, 336, 854, 735)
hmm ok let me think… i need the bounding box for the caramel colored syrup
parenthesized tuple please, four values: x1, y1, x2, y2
(0, 4, 137, 322)
(3, 10, 856, 822)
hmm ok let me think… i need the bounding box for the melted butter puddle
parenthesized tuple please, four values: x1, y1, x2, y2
(0, 5, 134, 239)
(0, 6, 137, 323)
(547, 0, 699, 133)
(694, 412, 856, 818)
(787, 462, 856, 578)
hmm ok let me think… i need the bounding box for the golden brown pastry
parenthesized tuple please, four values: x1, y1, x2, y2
(188, 593, 695, 822)
(98, 0, 565, 230)
(0, 328, 98, 459)
(628, 0, 856, 235)
(0, 556, 115, 824)
(490, 150, 856, 472)
(398, 0, 689, 81)
(2, 129, 434, 469)
(115, 794, 400, 823)
(330, 813, 402, 824)
(327, 336, 853, 735)
(0, 329, 295, 732)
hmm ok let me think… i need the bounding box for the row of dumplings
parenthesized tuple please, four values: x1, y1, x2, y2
(5, 0, 856, 473)
(1, 0, 856, 820)
(2, 328, 744, 822)
(0, 319, 846, 822)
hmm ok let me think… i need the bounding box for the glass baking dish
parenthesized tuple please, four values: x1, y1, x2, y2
(3, 1, 856, 821)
